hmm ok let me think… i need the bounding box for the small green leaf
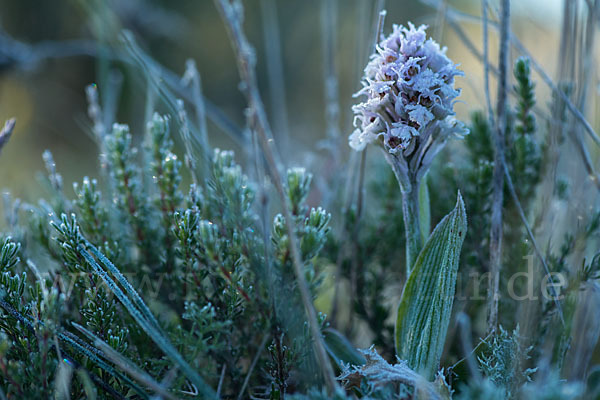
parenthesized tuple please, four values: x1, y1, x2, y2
(323, 328, 366, 367)
(395, 192, 467, 380)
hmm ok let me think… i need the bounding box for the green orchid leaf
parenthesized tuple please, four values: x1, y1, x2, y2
(396, 192, 467, 380)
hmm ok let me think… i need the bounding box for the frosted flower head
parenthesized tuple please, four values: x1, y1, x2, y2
(350, 23, 466, 155)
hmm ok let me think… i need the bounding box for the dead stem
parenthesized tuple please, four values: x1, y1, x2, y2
(213, 0, 337, 392)
(487, 0, 509, 334)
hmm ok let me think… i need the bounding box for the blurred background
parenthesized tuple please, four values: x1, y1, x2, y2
(0, 0, 574, 201)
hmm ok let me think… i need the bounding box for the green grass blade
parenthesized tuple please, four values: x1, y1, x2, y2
(0, 298, 144, 398)
(73, 322, 180, 400)
(84, 240, 162, 332)
(59, 332, 149, 399)
(395, 192, 467, 380)
(76, 244, 216, 399)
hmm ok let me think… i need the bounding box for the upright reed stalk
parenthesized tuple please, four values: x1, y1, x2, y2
(487, 0, 510, 333)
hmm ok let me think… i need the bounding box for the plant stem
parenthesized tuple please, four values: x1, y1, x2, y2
(383, 150, 422, 275)
(487, 0, 510, 334)
(402, 176, 422, 275)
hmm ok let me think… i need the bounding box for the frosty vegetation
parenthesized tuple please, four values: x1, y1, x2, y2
(1, 0, 600, 399)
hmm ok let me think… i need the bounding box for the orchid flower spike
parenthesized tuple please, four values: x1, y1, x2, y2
(350, 22, 467, 190)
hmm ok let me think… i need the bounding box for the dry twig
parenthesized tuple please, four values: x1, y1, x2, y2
(213, 0, 337, 392)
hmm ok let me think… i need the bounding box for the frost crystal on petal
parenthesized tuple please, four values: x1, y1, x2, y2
(349, 22, 464, 153)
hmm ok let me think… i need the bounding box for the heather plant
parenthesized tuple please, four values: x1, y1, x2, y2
(1, 1, 600, 399)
